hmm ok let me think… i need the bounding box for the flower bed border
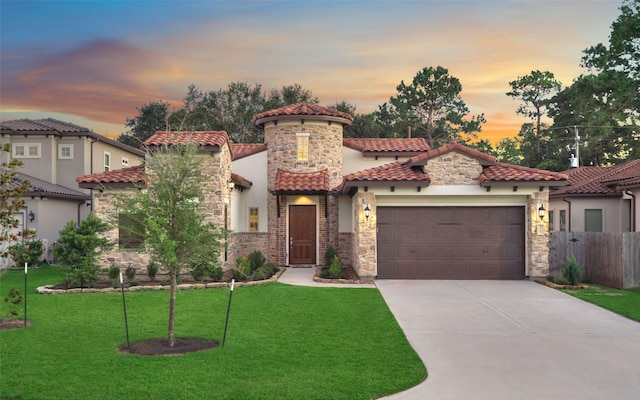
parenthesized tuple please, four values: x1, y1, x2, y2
(36, 268, 285, 294)
(312, 267, 374, 285)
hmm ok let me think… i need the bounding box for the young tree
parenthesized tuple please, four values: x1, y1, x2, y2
(54, 213, 113, 288)
(0, 144, 31, 270)
(506, 70, 562, 163)
(118, 143, 223, 347)
(377, 66, 485, 148)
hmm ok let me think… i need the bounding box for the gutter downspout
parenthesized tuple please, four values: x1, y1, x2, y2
(562, 197, 572, 232)
(625, 190, 636, 232)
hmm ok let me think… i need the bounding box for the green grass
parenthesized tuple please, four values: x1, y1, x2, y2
(563, 284, 640, 322)
(0, 266, 426, 400)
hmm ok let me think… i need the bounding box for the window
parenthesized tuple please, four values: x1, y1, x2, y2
(58, 144, 73, 159)
(559, 210, 567, 231)
(12, 143, 41, 158)
(122, 157, 129, 166)
(585, 209, 603, 232)
(104, 152, 111, 172)
(249, 207, 259, 232)
(119, 214, 144, 249)
(548, 210, 554, 232)
(296, 133, 309, 161)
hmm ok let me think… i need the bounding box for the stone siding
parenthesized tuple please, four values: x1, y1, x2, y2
(351, 192, 377, 278)
(229, 232, 270, 263)
(527, 191, 550, 278)
(425, 153, 483, 185)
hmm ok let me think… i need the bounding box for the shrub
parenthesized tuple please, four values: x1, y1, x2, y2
(562, 255, 582, 285)
(233, 257, 251, 281)
(208, 265, 224, 281)
(324, 245, 337, 267)
(147, 262, 158, 281)
(328, 255, 343, 279)
(125, 265, 136, 281)
(8, 239, 44, 267)
(247, 250, 266, 273)
(107, 266, 120, 286)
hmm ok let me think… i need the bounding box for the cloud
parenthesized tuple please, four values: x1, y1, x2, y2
(1, 38, 184, 127)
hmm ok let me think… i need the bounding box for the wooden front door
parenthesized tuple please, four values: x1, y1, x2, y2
(289, 205, 316, 265)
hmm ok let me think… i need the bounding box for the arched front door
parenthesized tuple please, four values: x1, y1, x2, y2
(289, 205, 316, 265)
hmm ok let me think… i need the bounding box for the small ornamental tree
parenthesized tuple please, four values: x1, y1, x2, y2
(117, 143, 223, 347)
(1, 144, 31, 270)
(54, 213, 113, 288)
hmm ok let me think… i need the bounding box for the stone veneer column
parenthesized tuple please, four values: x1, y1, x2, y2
(352, 192, 377, 278)
(527, 190, 550, 278)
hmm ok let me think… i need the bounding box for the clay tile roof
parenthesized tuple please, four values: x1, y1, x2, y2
(480, 163, 568, 185)
(407, 141, 496, 166)
(343, 138, 430, 153)
(10, 172, 91, 200)
(77, 165, 146, 189)
(144, 131, 229, 151)
(253, 103, 353, 128)
(0, 118, 90, 133)
(550, 159, 640, 197)
(274, 169, 329, 194)
(340, 161, 430, 193)
(231, 172, 252, 189)
(230, 143, 267, 160)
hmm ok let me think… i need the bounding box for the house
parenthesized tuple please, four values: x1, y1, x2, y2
(77, 103, 568, 279)
(0, 118, 144, 262)
(549, 159, 640, 233)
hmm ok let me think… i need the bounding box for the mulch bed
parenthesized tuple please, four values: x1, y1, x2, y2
(120, 337, 219, 356)
(0, 318, 32, 330)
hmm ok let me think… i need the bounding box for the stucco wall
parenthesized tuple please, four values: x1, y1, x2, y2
(549, 196, 629, 233)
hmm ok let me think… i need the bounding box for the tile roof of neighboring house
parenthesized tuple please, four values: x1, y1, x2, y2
(480, 163, 569, 185)
(11, 172, 91, 201)
(274, 169, 330, 194)
(340, 161, 430, 193)
(253, 103, 353, 128)
(77, 165, 147, 189)
(230, 143, 267, 160)
(144, 131, 229, 152)
(0, 118, 145, 156)
(343, 138, 430, 154)
(550, 159, 640, 197)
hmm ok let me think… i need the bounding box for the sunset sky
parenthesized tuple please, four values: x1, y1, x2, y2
(0, 0, 623, 143)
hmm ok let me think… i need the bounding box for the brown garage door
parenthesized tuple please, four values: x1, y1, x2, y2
(377, 207, 525, 279)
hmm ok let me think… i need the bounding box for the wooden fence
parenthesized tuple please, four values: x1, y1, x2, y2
(549, 232, 640, 289)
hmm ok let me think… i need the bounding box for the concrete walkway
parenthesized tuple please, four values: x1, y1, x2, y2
(277, 266, 376, 288)
(376, 280, 640, 400)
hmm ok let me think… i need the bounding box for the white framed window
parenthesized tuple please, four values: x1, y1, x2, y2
(249, 207, 259, 232)
(58, 144, 73, 159)
(296, 133, 309, 161)
(121, 157, 129, 166)
(104, 152, 111, 172)
(12, 143, 41, 159)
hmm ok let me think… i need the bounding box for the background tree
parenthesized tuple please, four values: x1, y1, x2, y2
(117, 143, 223, 347)
(54, 213, 113, 288)
(118, 101, 171, 147)
(0, 144, 31, 269)
(494, 137, 524, 165)
(506, 70, 562, 165)
(376, 66, 485, 148)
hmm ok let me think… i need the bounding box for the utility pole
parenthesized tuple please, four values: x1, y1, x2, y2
(573, 125, 580, 166)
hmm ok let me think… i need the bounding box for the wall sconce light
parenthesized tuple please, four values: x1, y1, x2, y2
(364, 204, 371, 219)
(229, 181, 235, 190)
(538, 204, 545, 221)
(28, 211, 35, 222)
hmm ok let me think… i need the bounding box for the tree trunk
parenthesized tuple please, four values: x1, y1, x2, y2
(168, 271, 177, 347)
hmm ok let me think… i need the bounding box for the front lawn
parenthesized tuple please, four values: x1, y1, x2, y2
(563, 284, 640, 322)
(0, 266, 426, 399)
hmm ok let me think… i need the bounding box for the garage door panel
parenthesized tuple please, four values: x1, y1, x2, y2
(377, 206, 525, 280)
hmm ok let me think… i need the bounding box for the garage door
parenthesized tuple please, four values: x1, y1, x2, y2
(377, 207, 525, 279)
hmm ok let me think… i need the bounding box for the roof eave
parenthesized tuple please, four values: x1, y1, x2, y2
(255, 114, 352, 129)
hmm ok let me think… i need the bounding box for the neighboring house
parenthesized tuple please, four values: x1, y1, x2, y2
(78, 103, 567, 280)
(0, 118, 144, 262)
(549, 159, 640, 233)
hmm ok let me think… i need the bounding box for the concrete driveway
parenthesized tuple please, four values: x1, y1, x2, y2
(376, 280, 640, 400)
